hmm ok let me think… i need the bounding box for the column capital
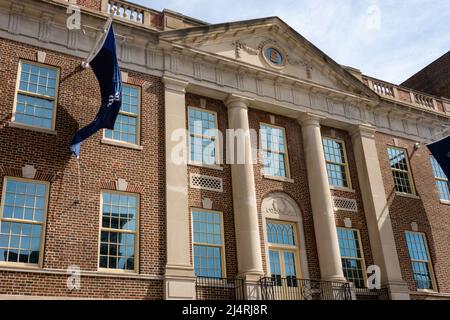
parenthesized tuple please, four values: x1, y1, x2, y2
(162, 75, 189, 94)
(350, 124, 377, 140)
(298, 112, 326, 127)
(224, 94, 254, 110)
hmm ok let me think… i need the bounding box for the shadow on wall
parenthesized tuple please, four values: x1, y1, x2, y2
(380, 147, 436, 292)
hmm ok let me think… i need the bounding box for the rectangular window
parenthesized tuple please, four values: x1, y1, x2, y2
(188, 107, 218, 165)
(337, 227, 366, 288)
(387, 147, 415, 194)
(192, 209, 224, 278)
(99, 191, 138, 272)
(104, 85, 140, 145)
(430, 156, 450, 201)
(323, 138, 351, 188)
(266, 221, 300, 287)
(260, 124, 289, 178)
(13, 61, 59, 130)
(405, 232, 435, 290)
(0, 178, 48, 266)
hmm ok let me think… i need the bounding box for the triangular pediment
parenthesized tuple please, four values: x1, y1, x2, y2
(160, 17, 378, 99)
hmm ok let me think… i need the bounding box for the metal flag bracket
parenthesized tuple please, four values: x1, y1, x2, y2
(81, 8, 117, 69)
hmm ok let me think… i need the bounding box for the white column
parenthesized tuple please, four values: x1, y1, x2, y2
(351, 125, 410, 300)
(299, 113, 346, 282)
(163, 76, 196, 300)
(225, 95, 264, 300)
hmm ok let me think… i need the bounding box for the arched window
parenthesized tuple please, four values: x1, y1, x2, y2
(261, 192, 309, 286)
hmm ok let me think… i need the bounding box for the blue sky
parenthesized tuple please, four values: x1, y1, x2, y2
(132, 0, 449, 85)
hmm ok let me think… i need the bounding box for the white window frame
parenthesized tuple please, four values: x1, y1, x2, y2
(0, 177, 49, 268)
(322, 137, 352, 189)
(430, 156, 450, 202)
(103, 84, 141, 147)
(12, 60, 60, 132)
(260, 123, 291, 179)
(188, 106, 220, 166)
(387, 146, 416, 195)
(191, 208, 226, 279)
(98, 190, 140, 274)
(405, 231, 437, 291)
(337, 227, 367, 288)
(266, 220, 302, 280)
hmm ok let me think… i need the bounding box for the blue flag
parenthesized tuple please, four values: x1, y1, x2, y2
(428, 135, 450, 179)
(70, 22, 122, 157)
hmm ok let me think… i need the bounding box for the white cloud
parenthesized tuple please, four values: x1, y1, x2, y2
(133, 0, 449, 84)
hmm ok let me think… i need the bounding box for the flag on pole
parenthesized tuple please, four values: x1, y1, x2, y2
(427, 135, 450, 179)
(70, 19, 122, 157)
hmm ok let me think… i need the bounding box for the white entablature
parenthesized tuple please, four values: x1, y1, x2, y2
(0, 0, 448, 142)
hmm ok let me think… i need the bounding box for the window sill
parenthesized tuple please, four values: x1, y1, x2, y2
(188, 162, 224, 171)
(330, 186, 356, 193)
(417, 288, 438, 294)
(0, 263, 42, 270)
(8, 122, 57, 135)
(263, 175, 294, 183)
(440, 200, 450, 206)
(395, 192, 420, 200)
(97, 268, 139, 276)
(101, 138, 143, 151)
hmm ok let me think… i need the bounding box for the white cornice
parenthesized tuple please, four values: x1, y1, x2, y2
(0, 0, 448, 143)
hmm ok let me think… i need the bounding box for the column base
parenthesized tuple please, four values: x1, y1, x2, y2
(384, 280, 411, 300)
(238, 273, 264, 300)
(164, 265, 196, 300)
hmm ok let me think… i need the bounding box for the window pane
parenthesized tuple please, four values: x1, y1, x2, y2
(337, 228, 365, 288)
(188, 108, 217, 164)
(194, 245, 222, 278)
(0, 219, 42, 264)
(15, 62, 57, 129)
(266, 222, 295, 246)
(100, 192, 138, 271)
(405, 232, 433, 290)
(323, 138, 349, 188)
(19, 63, 57, 97)
(105, 85, 139, 144)
(192, 210, 223, 278)
(15, 94, 53, 129)
(430, 157, 449, 201)
(261, 124, 288, 177)
(387, 147, 413, 194)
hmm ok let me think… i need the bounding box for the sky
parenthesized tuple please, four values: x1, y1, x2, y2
(132, 0, 450, 85)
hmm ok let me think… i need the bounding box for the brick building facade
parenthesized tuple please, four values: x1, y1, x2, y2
(0, 0, 449, 300)
(402, 51, 450, 99)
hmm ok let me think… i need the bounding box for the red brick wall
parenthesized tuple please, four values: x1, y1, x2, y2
(401, 51, 450, 98)
(0, 37, 165, 299)
(322, 127, 375, 271)
(186, 94, 238, 279)
(376, 133, 450, 293)
(247, 109, 321, 279)
(76, 0, 102, 11)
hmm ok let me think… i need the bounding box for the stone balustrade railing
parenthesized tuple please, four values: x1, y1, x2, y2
(363, 76, 450, 115)
(100, 0, 163, 29)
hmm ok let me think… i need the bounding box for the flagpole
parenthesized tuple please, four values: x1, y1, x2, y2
(81, 11, 115, 69)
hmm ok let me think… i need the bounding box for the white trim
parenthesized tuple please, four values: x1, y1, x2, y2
(395, 192, 420, 200)
(330, 186, 356, 193)
(8, 122, 57, 135)
(188, 162, 224, 171)
(101, 138, 143, 150)
(263, 175, 294, 183)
